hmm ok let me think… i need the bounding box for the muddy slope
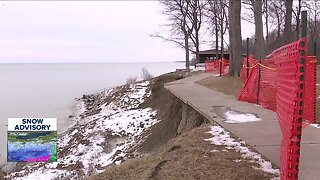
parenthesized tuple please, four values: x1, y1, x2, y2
(138, 72, 186, 153)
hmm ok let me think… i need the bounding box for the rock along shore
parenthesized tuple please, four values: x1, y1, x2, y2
(6, 72, 176, 179)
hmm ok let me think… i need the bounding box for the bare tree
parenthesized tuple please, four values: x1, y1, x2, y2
(306, 0, 320, 58)
(267, 0, 285, 38)
(219, 0, 228, 62)
(206, 0, 220, 59)
(206, 0, 228, 60)
(188, 0, 203, 68)
(264, 0, 269, 47)
(152, 0, 194, 72)
(292, 0, 307, 40)
(283, 0, 293, 44)
(251, 0, 266, 59)
(228, 0, 242, 77)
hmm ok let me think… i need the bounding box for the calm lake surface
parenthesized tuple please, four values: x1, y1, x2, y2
(0, 62, 184, 166)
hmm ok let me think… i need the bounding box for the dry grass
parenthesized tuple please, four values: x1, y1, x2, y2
(90, 125, 276, 180)
(196, 76, 244, 97)
(89, 71, 278, 180)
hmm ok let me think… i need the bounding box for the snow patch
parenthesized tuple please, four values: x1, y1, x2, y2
(224, 111, 261, 124)
(14, 169, 70, 180)
(310, 123, 320, 128)
(205, 125, 279, 176)
(8, 81, 159, 179)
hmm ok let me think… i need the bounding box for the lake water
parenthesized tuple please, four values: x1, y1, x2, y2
(0, 62, 185, 167)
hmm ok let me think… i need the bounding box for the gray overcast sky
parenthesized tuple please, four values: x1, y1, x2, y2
(0, 1, 254, 63)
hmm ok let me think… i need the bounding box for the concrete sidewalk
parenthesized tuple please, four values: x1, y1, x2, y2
(165, 72, 320, 180)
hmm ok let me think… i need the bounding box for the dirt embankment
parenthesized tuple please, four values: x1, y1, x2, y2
(91, 72, 278, 180)
(0, 170, 6, 179)
(138, 71, 207, 153)
(91, 125, 275, 180)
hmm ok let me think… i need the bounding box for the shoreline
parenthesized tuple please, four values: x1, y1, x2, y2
(2, 70, 281, 179)
(5, 73, 162, 179)
(0, 99, 85, 175)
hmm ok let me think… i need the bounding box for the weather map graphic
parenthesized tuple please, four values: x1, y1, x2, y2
(7, 118, 57, 162)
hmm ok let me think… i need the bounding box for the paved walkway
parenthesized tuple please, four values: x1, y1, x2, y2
(164, 72, 320, 180)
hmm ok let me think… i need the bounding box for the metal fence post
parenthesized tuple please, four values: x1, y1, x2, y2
(219, 58, 222, 76)
(256, 59, 261, 105)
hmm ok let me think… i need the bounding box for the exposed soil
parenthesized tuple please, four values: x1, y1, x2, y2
(90, 71, 278, 180)
(137, 71, 186, 153)
(90, 125, 277, 180)
(0, 170, 6, 179)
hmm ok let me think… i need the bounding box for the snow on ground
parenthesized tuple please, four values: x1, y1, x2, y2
(8, 80, 159, 180)
(193, 66, 205, 71)
(223, 110, 261, 124)
(310, 123, 320, 128)
(212, 74, 221, 77)
(205, 125, 279, 176)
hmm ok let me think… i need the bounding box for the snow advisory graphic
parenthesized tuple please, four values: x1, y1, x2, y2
(7, 118, 57, 162)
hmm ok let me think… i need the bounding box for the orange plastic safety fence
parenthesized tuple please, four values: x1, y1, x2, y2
(304, 56, 317, 126)
(239, 55, 316, 119)
(238, 39, 316, 179)
(205, 58, 229, 76)
(274, 38, 308, 180)
(238, 57, 277, 111)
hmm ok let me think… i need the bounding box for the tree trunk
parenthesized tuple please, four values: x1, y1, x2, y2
(220, 3, 224, 61)
(265, 0, 269, 48)
(195, 32, 199, 68)
(184, 33, 190, 72)
(220, 2, 224, 76)
(295, 0, 302, 40)
(193, 0, 200, 69)
(253, 0, 266, 59)
(284, 0, 293, 44)
(215, 15, 219, 60)
(229, 0, 242, 77)
(228, 0, 234, 76)
(194, 15, 199, 69)
(277, 13, 281, 38)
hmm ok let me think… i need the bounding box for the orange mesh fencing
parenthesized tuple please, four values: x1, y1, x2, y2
(238, 38, 316, 179)
(303, 56, 317, 126)
(274, 38, 308, 180)
(238, 58, 277, 111)
(205, 58, 229, 76)
(238, 55, 316, 120)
